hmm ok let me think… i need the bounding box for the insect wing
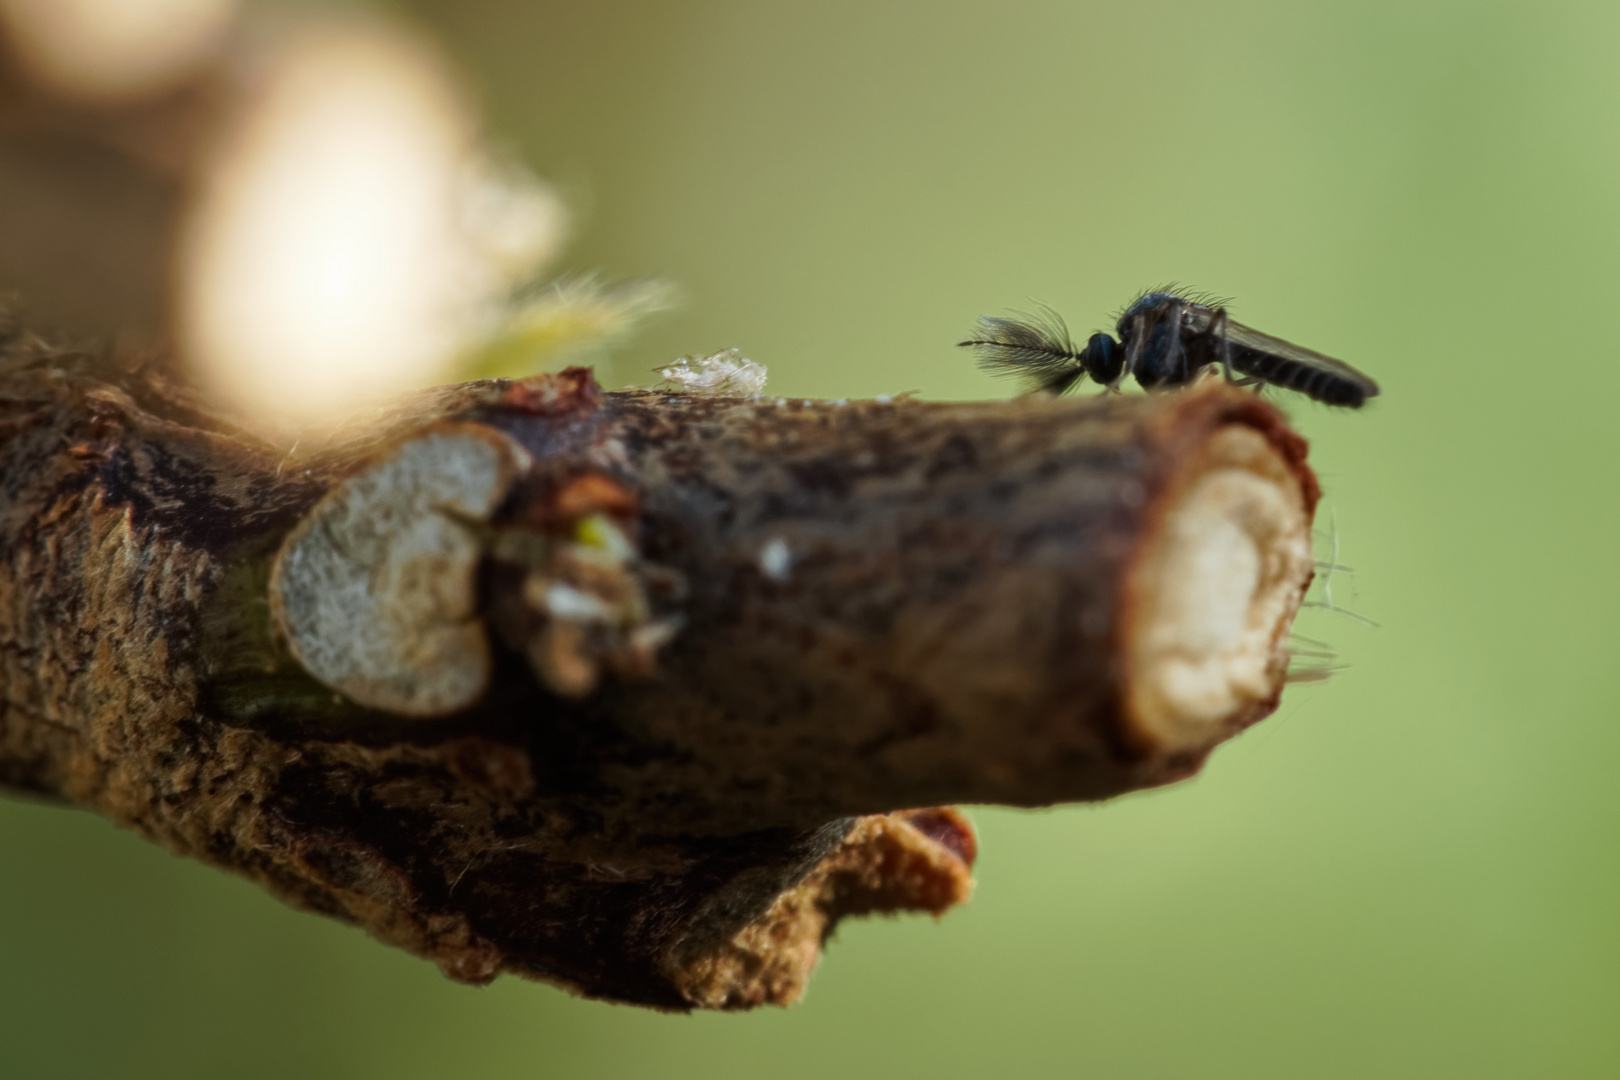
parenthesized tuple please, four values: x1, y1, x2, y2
(1220, 319, 1380, 399)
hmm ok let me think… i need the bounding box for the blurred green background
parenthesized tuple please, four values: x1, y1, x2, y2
(6, 0, 1620, 1076)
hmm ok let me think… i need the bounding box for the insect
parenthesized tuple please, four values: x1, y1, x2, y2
(959, 288, 1379, 407)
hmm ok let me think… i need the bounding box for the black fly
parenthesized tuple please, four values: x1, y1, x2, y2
(959, 289, 1379, 408)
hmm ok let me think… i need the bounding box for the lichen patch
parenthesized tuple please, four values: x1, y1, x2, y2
(270, 422, 530, 716)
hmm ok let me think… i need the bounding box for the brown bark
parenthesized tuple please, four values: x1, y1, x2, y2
(0, 337, 1318, 1009)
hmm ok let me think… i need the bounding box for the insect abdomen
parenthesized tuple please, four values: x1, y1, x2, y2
(1230, 349, 1370, 408)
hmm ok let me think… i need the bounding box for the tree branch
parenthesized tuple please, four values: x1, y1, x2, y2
(0, 338, 1318, 1008)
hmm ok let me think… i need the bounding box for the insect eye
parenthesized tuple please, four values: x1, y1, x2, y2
(1082, 333, 1123, 385)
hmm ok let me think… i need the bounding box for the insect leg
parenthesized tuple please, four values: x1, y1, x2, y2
(1211, 307, 1236, 382)
(1164, 301, 1190, 383)
(1121, 313, 1146, 389)
(1210, 307, 1269, 394)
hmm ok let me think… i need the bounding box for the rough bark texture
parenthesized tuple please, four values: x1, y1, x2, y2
(0, 338, 1317, 1008)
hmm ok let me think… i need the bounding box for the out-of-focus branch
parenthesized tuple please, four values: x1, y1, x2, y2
(0, 339, 1317, 1008)
(0, 1, 570, 430)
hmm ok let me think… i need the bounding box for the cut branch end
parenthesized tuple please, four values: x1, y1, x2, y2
(1125, 423, 1314, 753)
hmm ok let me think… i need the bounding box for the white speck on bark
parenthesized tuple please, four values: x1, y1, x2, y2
(758, 537, 794, 582)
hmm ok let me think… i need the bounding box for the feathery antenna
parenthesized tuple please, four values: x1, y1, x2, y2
(958, 305, 1088, 395)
